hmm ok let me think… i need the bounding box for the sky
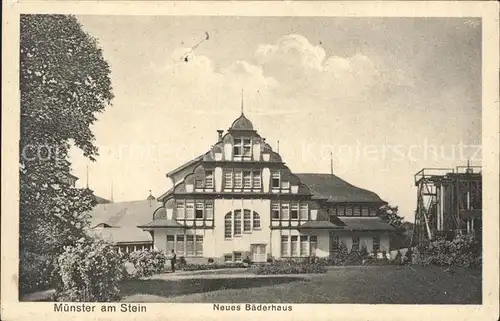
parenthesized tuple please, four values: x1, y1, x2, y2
(70, 16, 482, 221)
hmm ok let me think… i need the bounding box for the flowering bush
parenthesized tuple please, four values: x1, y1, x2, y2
(54, 237, 124, 302)
(255, 261, 327, 275)
(421, 235, 481, 268)
(128, 249, 167, 278)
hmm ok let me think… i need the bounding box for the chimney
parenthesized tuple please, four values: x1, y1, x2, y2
(217, 129, 224, 141)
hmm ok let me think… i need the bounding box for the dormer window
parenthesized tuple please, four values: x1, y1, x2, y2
(234, 138, 252, 160)
(243, 138, 252, 159)
(195, 177, 203, 189)
(233, 139, 243, 157)
(205, 170, 214, 189)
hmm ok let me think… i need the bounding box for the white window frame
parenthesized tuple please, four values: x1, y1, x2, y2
(205, 200, 214, 219)
(253, 170, 261, 189)
(299, 203, 308, 220)
(205, 170, 214, 189)
(224, 170, 233, 189)
(243, 170, 252, 189)
(195, 200, 204, 219)
(281, 203, 290, 220)
(234, 170, 243, 189)
(186, 200, 195, 219)
(271, 171, 281, 189)
(291, 202, 299, 220)
(176, 200, 185, 219)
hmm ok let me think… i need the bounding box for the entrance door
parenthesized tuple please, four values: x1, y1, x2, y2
(251, 244, 266, 262)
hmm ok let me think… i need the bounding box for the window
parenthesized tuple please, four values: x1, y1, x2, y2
(224, 170, 233, 188)
(310, 236, 317, 255)
(224, 254, 232, 262)
(271, 202, 280, 219)
(166, 235, 175, 252)
(300, 235, 309, 256)
(281, 203, 290, 220)
(195, 201, 204, 219)
(353, 206, 361, 216)
(205, 200, 214, 219)
(234, 252, 243, 262)
(243, 138, 252, 158)
(243, 210, 252, 232)
(176, 235, 185, 256)
(224, 213, 232, 238)
(352, 236, 360, 252)
(253, 170, 261, 189)
(271, 171, 280, 189)
(337, 206, 345, 216)
(281, 236, 289, 256)
(195, 235, 203, 256)
(243, 171, 252, 189)
(234, 171, 243, 189)
(195, 177, 203, 189)
(281, 180, 290, 189)
(233, 138, 243, 157)
(345, 206, 353, 216)
(253, 213, 261, 229)
(176, 200, 185, 219)
(205, 171, 214, 189)
(233, 210, 242, 236)
(299, 203, 308, 220)
(369, 208, 377, 216)
(186, 235, 195, 256)
(291, 202, 299, 219)
(291, 236, 298, 256)
(186, 200, 194, 219)
(361, 206, 369, 216)
(373, 235, 380, 253)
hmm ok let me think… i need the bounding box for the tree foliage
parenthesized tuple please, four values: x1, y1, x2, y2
(378, 204, 404, 228)
(19, 14, 113, 292)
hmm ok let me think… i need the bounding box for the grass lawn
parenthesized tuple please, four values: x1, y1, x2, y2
(120, 265, 481, 304)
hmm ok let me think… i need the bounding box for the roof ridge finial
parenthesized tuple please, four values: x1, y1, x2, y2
(241, 88, 244, 115)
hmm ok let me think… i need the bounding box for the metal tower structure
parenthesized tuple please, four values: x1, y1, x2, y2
(411, 164, 482, 250)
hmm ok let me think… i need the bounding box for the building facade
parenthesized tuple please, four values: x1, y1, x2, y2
(139, 113, 398, 263)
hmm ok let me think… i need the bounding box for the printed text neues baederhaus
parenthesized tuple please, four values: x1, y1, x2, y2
(213, 304, 293, 312)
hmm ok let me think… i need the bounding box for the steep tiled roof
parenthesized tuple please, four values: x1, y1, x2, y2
(338, 217, 397, 231)
(137, 219, 185, 228)
(88, 227, 152, 244)
(296, 173, 386, 203)
(88, 200, 161, 228)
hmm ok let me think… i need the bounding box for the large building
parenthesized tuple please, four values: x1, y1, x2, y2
(136, 111, 398, 263)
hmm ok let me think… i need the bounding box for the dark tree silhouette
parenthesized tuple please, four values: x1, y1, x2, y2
(19, 14, 113, 293)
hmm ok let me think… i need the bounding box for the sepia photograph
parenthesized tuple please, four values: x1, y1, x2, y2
(2, 1, 499, 321)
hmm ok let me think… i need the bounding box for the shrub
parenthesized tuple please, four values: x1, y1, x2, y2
(54, 237, 124, 302)
(255, 261, 327, 275)
(242, 256, 252, 265)
(266, 258, 273, 263)
(207, 258, 214, 264)
(128, 249, 167, 278)
(359, 244, 369, 258)
(178, 256, 187, 266)
(421, 235, 481, 268)
(19, 251, 57, 294)
(180, 263, 246, 271)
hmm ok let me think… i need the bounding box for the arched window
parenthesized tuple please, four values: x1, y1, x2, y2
(225, 210, 261, 238)
(224, 213, 232, 239)
(253, 212, 260, 229)
(234, 210, 242, 236)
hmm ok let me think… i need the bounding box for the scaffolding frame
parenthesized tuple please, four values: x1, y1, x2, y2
(411, 165, 482, 251)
